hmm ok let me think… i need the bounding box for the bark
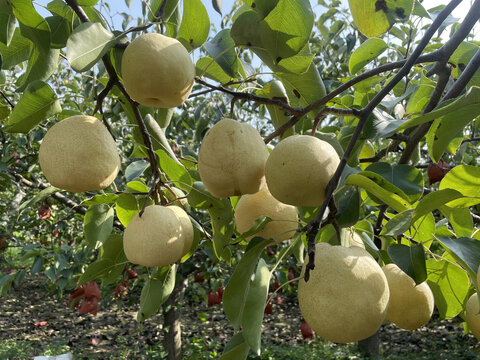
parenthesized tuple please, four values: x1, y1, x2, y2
(163, 276, 188, 360)
(358, 331, 380, 360)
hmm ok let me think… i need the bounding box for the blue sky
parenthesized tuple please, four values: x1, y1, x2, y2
(34, 0, 472, 33)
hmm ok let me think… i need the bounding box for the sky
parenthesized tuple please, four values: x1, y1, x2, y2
(34, 0, 474, 32)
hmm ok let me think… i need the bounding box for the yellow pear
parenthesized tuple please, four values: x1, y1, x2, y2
(382, 263, 434, 330)
(123, 205, 193, 267)
(298, 243, 389, 343)
(265, 135, 340, 207)
(198, 118, 269, 198)
(346, 228, 365, 249)
(121, 33, 195, 108)
(466, 292, 480, 340)
(234, 183, 298, 243)
(38, 115, 120, 193)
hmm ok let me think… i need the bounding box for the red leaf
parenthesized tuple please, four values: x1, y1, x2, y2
(217, 285, 225, 299)
(84, 281, 101, 299)
(273, 281, 282, 293)
(194, 272, 205, 283)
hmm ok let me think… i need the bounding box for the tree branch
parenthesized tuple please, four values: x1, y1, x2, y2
(302, 0, 463, 282)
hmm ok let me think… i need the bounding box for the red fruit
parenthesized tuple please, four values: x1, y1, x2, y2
(273, 281, 282, 293)
(288, 268, 296, 286)
(34, 321, 48, 327)
(264, 301, 273, 315)
(4, 268, 13, 274)
(114, 284, 128, 299)
(127, 269, 138, 279)
(276, 296, 283, 305)
(194, 272, 205, 283)
(79, 296, 99, 316)
(301, 320, 314, 340)
(266, 247, 276, 257)
(84, 281, 101, 299)
(37, 205, 51, 219)
(68, 287, 85, 309)
(427, 158, 451, 185)
(217, 285, 225, 299)
(208, 291, 221, 307)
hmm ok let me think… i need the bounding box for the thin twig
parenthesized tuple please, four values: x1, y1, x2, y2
(0, 90, 14, 108)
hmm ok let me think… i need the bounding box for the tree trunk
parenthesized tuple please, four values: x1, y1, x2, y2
(358, 330, 380, 359)
(163, 276, 188, 360)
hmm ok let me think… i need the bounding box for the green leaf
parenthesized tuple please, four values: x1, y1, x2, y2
(100, 234, 128, 285)
(449, 42, 479, 87)
(413, 189, 464, 223)
(0, 28, 32, 69)
(278, 62, 326, 118)
(45, 15, 71, 49)
(426, 258, 469, 319)
(137, 265, 176, 322)
(156, 149, 193, 191)
(235, 216, 272, 243)
(81, 193, 119, 205)
(196, 56, 231, 83)
(345, 173, 410, 212)
(231, 9, 264, 49)
(219, 332, 250, 360)
(381, 209, 415, 236)
(204, 29, 243, 78)
(16, 47, 60, 92)
(334, 185, 360, 227)
(348, 0, 414, 37)
(17, 186, 58, 215)
(126, 180, 149, 193)
(258, 80, 293, 139)
(435, 236, 480, 281)
(439, 165, 480, 207)
(4, 80, 61, 133)
(78, 259, 113, 285)
(116, 193, 139, 227)
(387, 87, 480, 151)
(46, 0, 76, 21)
(387, 244, 427, 285)
(405, 74, 436, 114)
(0, 12, 16, 46)
(259, 0, 314, 62)
(66, 22, 116, 72)
(83, 204, 114, 248)
(11, 0, 51, 54)
(349, 38, 387, 74)
(364, 162, 423, 202)
(242, 258, 271, 355)
(125, 160, 149, 182)
(223, 238, 273, 329)
(439, 206, 473, 238)
(208, 198, 234, 261)
(187, 181, 224, 209)
(148, 0, 179, 22)
(177, 0, 209, 51)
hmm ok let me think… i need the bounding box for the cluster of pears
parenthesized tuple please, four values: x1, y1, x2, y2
(197, 118, 342, 243)
(38, 33, 196, 267)
(197, 117, 439, 343)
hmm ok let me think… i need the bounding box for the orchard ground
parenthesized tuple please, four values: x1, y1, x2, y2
(1, 275, 480, 360)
